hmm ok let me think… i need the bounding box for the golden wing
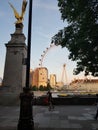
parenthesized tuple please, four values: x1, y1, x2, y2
(21, 0, 27, 19)
(9, 2, 20, 20)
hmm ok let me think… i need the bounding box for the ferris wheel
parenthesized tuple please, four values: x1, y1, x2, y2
(39, 43, 57, 67)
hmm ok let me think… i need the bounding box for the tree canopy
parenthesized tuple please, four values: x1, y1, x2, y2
(52, 0, 98, 76)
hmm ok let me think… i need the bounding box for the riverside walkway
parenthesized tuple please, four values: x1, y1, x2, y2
(0, 105, 98, 130)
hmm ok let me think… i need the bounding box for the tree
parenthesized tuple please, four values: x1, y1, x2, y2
(31, 85, 38, 91)
(39, 85, 44, 91)
(52, 0, 98, 76)
(47, 83, 52, 90)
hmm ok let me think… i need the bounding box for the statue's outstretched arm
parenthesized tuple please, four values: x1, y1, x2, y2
(21, 0, 27, 19)
(9, 2, 20, 20)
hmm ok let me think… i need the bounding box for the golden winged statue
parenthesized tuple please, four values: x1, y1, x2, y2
(9, 0, 27, 24)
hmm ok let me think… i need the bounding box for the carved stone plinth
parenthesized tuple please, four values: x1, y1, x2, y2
(2, 23, 27, 93)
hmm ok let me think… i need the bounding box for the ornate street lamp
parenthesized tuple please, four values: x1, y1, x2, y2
(17, 0, 34, 130)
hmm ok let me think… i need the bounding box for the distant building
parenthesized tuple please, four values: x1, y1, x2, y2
(29, 69, 33, 86)
(70, 78, 98, 92)
(50, 74, 56, 88)
(32, 68, 39, 87)
(38, 67, 48, 87)
(32, 67, 48, 87)
(56, 81, 64, 88)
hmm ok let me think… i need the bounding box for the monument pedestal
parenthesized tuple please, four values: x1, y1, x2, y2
(2, 23, 27, 93)
(0, 24, 27, 105)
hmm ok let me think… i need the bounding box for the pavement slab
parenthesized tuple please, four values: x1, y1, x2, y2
(0, 105, 98, 130)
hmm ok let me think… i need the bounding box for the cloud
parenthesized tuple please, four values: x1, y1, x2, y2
(38, 31, 52, 39)
(34, 0, 58, 11)
(34, 26, 54, 39)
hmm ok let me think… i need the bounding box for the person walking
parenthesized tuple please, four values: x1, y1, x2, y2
(94, 94, 98, 120)
(47, 90, 54, 111)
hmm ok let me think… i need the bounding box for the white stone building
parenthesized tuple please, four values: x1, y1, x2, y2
(50, 74, 56, 88)
(70, 79, 98, 92)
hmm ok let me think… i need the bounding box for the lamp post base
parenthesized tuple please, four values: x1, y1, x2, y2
(17, 87, 34, 130)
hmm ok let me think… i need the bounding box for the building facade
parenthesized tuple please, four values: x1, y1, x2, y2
(50, 74, 56, 88)
(70, 79, 98, 92)
(32, 67, 48, 87)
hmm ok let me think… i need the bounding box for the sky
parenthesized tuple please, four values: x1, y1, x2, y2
(0, 0, 94, 84)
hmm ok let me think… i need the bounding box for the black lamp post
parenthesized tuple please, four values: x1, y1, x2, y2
(26, 0, 33, 89)
(17, 0, 34, 130)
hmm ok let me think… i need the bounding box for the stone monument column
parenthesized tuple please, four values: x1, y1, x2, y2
(2, 24, 27, 92)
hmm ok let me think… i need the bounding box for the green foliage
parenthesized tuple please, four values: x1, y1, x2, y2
(52, 0, 98, 76)
(31, 85, 38, 91)
(39, 85, 44, 91)
(30, 83, 52, 91)
(39, 84, 52, 91)
(47, 82, 52, 90)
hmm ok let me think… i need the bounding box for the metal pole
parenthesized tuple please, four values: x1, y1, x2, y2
(26, 0, 33, 88)
(17, 0, 34, 129)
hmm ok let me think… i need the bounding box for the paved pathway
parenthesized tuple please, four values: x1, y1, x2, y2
(0, 105, 98, 130)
